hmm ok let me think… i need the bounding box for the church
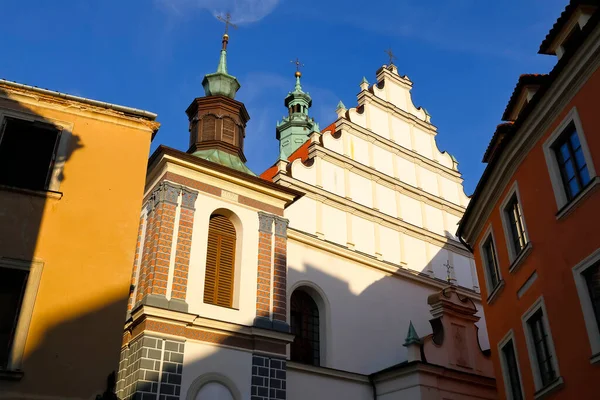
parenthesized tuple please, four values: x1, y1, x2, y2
(117, 27, 496, 400)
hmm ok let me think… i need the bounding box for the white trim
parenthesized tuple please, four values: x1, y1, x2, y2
(0, 110, 74, 193)
(572, 247, 600, 361)
(556, 175, 600, 220)
(1, 257, 44, 371)
(543, 107, 597, 210)
(478, 225, 502, 297)
(517, 271, 538, 299)
(521, 296, 562, 391)
(185, 372, 241, 400)
(499, 181, 530, 264)
(497, 330, 525, 400)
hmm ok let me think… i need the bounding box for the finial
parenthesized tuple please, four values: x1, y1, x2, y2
(404, 321, 421, 346)
(361, 76, 369, 84)
(217, 13, 237, 50)
(444, 260, 457, 284)
(360, 76, 369, 91)
(336, 100, 346, 110)
(384, 47, 397, 66)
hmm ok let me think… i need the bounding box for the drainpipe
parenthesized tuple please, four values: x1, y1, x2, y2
(368, 374, 377, 400)
(458, 234, 473, 253)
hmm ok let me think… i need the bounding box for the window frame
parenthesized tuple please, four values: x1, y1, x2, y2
(478, 225, 504, 303)
(0, 111, 73, 193)
(0, 258, 44, 375)
(499, 181, 532, 270)
(521, 297, 563, 397)
(543, 107, 597, 215)
(572, 247, 600, 364)
(497, 329, 525, 400)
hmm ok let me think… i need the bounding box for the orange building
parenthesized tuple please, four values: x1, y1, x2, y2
(458, 1, 600, 399)
(0, 80, 159, 399)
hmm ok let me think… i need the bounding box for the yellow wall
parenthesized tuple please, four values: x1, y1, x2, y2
(0, 85, 158, 399)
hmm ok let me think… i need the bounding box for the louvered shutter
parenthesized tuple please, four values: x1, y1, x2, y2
(222, 118, 236, 145)
(203, 215, 236, 307)
(202, 116, 216, 141)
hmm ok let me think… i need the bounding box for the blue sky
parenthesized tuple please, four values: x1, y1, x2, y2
(1, 0, 566, 193)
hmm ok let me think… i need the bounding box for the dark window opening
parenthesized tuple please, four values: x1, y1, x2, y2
(504, 195, 527, 256)
(0, 267, 29, 369)
(527, 309, 556, 387)
(501, 339, 523, 400)
(0, 117, 60, 191)
(290, 290, 320, 366)
(584, 262, 600, 332)
(554, 123, 590, 201)
(483, 236, 500, 289)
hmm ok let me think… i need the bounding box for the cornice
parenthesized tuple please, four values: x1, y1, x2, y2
(311, 144, 465, 216)
(287, 362, 369, 383)
(461, 22, 600, 243)
(336, 118, 463, 182)
(287, 228, 481, 301)
(279, 174, 471, 257)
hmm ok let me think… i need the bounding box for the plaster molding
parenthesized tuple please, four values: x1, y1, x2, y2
(180, 186, 199, 209)
(258, 212, 275, 234)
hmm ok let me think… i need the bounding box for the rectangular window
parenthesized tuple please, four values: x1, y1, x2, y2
(527, 309, 557, 387)
(583, 262, 600, 332)
(554, 123, 591, 201)
(0, 267, 29, 369)
(483, 236, 500, 289)
(0, 117, 60, 191)
(504, 195, 528, 256)
(501, 339, 524, 400)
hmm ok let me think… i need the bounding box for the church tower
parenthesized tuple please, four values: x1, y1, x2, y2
(276, 66, 320, 158)
(185, 32, 254, 175)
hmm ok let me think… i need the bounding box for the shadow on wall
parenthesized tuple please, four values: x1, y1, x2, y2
(0, 86, 128, 399)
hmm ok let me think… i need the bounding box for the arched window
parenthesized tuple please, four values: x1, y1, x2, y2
(290, 289, 320, 366)
(204, 214, 236, 307)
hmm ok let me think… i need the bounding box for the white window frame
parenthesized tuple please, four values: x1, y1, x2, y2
(478, 225, 504, 303)
(572, 247, 600, 364)
(521, 296, 563, 397)
(0, 110, 73, 193)
(499, 181, 531, 270)
(543, 107, 598, 216)
(498, 329, 525, 400)
(1, 257, 44, 372)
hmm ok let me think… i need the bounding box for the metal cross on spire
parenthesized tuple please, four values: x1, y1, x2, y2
(443, 260, 457, 284)
(384, 47, 397, 66)
(291, 58, 305, 76)
(217, 13, 238, 35)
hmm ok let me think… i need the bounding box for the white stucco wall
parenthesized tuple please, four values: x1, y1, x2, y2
(287, 368, 371, 400)
(181, 342, 252, 399)
(287, 240, 489, 375)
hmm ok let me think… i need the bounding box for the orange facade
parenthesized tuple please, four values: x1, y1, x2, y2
(459, 2, 600, 399)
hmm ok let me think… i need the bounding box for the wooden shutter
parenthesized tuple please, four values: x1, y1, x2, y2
(202, 116, 216, 141)
(222, 118, 236, 145)
(204, 215, 236, 307)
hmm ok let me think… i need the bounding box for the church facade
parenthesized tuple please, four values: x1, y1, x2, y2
(117, 31, 496, 400)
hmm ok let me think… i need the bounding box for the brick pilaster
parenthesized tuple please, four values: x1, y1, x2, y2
(272, 217, 289, 330)
(170, 188, 198, 308)
(128, 215, 145, 311)
(256, 212, 274, 326)
(136, 202, 156, 304)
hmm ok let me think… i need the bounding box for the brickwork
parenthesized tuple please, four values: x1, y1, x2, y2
(171, 188, 197, 301)
(273, 218, 289, 324)
(256, 213, 274, 320)
(251, 355, 287, 400)
(136, 203, 156, 304)
(128, 215, 145, 311)
(118, 334, 185, 400)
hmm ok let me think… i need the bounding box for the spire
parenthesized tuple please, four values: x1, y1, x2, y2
(336, 100, 346, 110)
(202, 16, 241, 99)
(275, 60, 319, 159)
(404, 321, 422, 346)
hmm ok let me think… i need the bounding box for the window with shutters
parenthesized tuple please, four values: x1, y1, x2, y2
(0, 117, 60, 191)
(222, 118, 236, 145)
(202, 115, 216, 141)
(203, 214, 236, 308)
(290, 289, 320, 366)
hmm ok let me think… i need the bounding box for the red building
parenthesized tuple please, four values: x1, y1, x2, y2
(458, 1, 600, 399)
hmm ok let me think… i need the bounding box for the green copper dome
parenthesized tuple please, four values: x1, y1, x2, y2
(202, 34, 241, 99)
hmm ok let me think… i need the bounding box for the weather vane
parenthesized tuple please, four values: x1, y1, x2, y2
(291, 58, 304, 77)
(384, 47, 397, 66)
(217, 12, 238, 35)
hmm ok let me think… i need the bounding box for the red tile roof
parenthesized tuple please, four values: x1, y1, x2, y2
(259, 122, 336, 182)
(539, 0, 599, 54)
(482, 122, 514, 163)
(502, 74, 549, 122)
